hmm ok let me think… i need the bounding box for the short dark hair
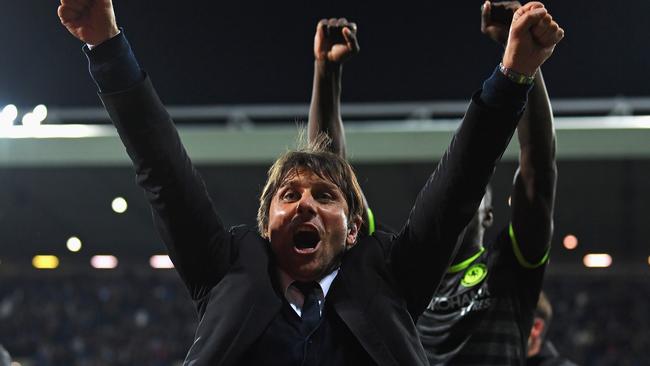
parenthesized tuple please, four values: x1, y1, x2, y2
(257, 141, 364, 237)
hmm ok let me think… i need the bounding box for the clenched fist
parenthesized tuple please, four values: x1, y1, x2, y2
(314, 18, 360, 65)
(502, 2, 564, 76)
(481, 1, 522, 46)
(58, 0, 119, 46)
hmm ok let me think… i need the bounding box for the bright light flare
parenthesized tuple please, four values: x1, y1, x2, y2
(91, 255, 118, 269)
(150, 255, 174, 269)
(32, 255, 59, 269)
(33, 104, 47, 121)
(0, 104, 18, 128)
(111, 197, 128, 214)
(66, 236, 82, 252)
(21, 105, 47, 128)
(563, 235, 578, 250)
(583, 253, 612, 268)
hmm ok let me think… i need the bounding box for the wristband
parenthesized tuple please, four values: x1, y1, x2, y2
(498, 63, 535, 85)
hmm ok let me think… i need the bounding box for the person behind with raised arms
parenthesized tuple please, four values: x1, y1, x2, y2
(58, 0, 563, 364)
(416, 1, 560, 365)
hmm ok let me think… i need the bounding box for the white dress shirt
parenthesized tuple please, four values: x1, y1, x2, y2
(277, 268, 339, 317)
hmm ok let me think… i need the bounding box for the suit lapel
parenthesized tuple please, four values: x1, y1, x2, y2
(329, 271, 399, 366)
(221, 237, 284, 366)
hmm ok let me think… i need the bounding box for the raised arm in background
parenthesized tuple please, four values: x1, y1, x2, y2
(308, 18, 359, 157)
(392, 1, 564, 316)
(307, 18, 377, 234)
(483, 0, 557, 265)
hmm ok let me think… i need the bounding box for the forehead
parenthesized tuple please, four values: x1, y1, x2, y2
(279, 168, 340, 190)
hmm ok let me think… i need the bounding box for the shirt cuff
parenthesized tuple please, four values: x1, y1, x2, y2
(83, 29, 144, 93)
(480, 65, 533, 113)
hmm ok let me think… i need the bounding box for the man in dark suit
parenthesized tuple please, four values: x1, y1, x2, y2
(58, 1, 563, 364)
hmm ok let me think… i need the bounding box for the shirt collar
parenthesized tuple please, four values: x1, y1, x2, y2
(278, 267, 340, 299)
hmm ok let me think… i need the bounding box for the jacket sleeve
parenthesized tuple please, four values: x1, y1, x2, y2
(389, 69, 530, 318)
(99, 77, 235, 301)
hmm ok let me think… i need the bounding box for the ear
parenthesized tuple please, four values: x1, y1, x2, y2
(346, 214, 362, 248)
(482, 207, 494, 229)
(530, 317, 545, 338)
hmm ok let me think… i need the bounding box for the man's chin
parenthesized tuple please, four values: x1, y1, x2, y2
(282, 260, 325, 282)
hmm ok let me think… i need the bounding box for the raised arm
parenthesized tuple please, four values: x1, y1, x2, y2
(58, 0, 233, 299)
(511, 70, 556, 264)
(308, 18, 359, 157)
(391, 2, 564, 316)
(307, 19, 377, 234)
(482, 0, 557, 266)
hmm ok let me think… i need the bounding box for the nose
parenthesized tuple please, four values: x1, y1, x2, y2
(296, 192, 317, 217)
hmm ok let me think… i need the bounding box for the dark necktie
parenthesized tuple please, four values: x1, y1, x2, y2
(294, 281, 321, 335)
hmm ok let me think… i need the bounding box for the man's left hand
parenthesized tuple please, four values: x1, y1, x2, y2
(481, 1, 522, 46)
(314, 18, 360, 65)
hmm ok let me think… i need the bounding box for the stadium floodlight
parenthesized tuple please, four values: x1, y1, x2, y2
(150, 255, 174, 269)
(583, 253, 612, 268)
(32, 255, 60, 269)
(111, 197, 128, 214)
(33, 104, 47, 122)
(21, 112, 38, 128)
(21, 105, 47, 128)
(563, 234, 578, 250)
(66, 236, 82, 252)
(91, 255, 118, 269)
(0, 104, 18, 128)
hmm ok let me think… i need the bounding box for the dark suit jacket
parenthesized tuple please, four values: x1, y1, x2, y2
(99, 76, 523, 366)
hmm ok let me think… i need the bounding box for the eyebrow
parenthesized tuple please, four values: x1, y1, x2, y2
(278, 176, 340, 191)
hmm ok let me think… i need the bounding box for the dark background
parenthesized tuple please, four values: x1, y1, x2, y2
(1, 0, 648, 108)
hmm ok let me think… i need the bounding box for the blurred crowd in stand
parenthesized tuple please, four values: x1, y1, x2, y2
(0, 271, 647, 365)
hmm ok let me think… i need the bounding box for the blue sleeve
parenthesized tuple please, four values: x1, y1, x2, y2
(480, 66, 533, 114)
(83, 30, 144, 93)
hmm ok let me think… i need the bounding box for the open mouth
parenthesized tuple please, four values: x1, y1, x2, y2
(293, 229, 321, 251)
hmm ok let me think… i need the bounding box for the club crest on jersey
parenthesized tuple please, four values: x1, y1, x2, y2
(461, 263, 488, 287)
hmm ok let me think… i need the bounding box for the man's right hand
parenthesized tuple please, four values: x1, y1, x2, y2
(58, 0, 119, 46)
(502, 2, 564, 77)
